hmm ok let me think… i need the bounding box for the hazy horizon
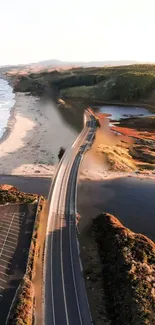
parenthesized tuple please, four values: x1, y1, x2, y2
(1, 0, 155, 66)
(0, 58, 144, 68)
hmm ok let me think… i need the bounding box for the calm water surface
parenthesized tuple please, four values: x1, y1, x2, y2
(98, 105, 153, 120)
(101, 177, 155, 241)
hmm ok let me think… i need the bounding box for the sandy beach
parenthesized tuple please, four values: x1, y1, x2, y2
(0, 93, 77, 175)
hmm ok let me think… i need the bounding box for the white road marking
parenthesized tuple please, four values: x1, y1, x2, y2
(44, 110, 94, 325)
(7, 231, 18, 237)
(0, 264, 10, 270)
(4, 212, 25, 217)
(1, 248, 12, 258)
(4, 235, 18, 241)
(0, 230, 8, 235)
(0, 258, 11, 264)
(3, 232, 18, 239)
(1, 226, 19, 235)
(50, 213, 56, 325)
(59, 161, 72, 325)
(60, 215, 69, 325)
(0, 278, 6, 283)
(69, 219, 83, 325)
(1, 243, 16, 250)
(2, 246, 14, 255)
(49, 162, 67, 325)
(0, 271, 8, 276)
(3, 217, 22, 225)
(8, 224, 20, 230)
(3, 247, 14, 254)
(0, 236, 17, 244)
(0, 229, 17, 237)
(0, 213, 16, 259)
(1, 221, 20, 228)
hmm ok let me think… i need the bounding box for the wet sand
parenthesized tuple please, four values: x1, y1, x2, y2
(0, 93, 78, 175)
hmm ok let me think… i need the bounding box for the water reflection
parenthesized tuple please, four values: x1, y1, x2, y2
(95, 105, 154, 121)
(38, 97, 87, 163)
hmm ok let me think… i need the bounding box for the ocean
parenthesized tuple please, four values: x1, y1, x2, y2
(0, 78, 15, 140)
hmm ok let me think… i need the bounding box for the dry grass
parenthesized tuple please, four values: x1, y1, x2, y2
(109, 116, 155, 171)
(111, 125, 155, 141)
(97, 142, 136, 171)
(94, 114, 155, 173)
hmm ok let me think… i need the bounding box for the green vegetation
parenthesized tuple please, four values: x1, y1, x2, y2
(13, 75, 45, 95)
(93, 213, 155, 325)
(11, 64, 155, 109)
(0, 186, 38, 205)
(97, 141, 136, 172)
(60, 68, 155, 105)
(7, 277, 33, 325)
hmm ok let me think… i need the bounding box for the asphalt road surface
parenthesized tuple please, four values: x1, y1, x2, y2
(44, 110, 96, 325)
(0, 203, 37, 324)
(0, 175, 51, 198)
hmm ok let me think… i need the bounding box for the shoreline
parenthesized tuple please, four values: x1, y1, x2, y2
(0, 91, 77, 176)
(92, 99, 155, 113)
(80, 169, 155, 182)
(0, 78, 16, 145)
(63, 96, 155, 113)
(0, 93, 55, 175)
(0, 101, 16, 145)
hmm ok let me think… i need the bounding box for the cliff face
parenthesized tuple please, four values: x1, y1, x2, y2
(93, 213, 155, 325)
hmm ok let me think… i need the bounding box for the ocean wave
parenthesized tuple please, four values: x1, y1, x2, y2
(0, 79, 15, 140)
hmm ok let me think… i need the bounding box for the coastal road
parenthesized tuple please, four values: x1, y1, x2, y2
(44, 110, 96, 325)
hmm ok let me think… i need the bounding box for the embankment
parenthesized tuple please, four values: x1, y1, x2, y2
(93, 213, 155, 325)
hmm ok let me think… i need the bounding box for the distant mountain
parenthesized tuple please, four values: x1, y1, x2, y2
(81, 60, 140, 67)
(28, 59, 63, 68)
(27, 59, 140, 68)
(0, 59, 140, 70)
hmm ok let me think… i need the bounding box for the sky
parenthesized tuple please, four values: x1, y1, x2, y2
(0, 0, 155, 65)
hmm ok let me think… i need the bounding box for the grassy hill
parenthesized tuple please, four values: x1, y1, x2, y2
(9, 64, 155, 110)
